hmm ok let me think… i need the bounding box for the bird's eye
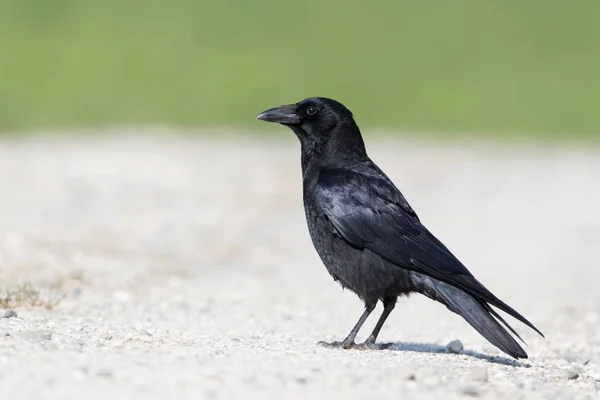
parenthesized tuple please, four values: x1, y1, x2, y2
(306, 106, 318, 116)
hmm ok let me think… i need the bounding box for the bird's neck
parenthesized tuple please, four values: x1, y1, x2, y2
(300, 125, 368, 178)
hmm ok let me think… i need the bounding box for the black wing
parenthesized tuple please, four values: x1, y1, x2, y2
(315, 166, 543, 337)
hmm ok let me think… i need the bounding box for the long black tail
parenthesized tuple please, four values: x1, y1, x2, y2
(416, 275, 530, 359)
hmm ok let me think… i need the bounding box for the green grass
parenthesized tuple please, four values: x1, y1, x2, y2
(1, 0, 599, 137)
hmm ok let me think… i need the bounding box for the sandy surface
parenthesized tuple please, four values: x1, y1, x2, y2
(0, 133, 599, 399)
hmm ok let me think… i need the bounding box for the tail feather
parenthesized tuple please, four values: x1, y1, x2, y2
(411, 259, 544, 338)
(481, 302, 526, 345)
(417, 275, 530, 359)
(459, 276, 545, 339)
(450, 276, 544, 337)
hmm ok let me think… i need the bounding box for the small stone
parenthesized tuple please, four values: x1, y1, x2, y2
(2, 310, 17, 318)
(446, 339, 463, 354)
(295, 377, 307, 384)
(558, 368, 580, 380)
(406, 373, 417, 381)
(460, 385, 480, 397)
(470, 367, 488, 383)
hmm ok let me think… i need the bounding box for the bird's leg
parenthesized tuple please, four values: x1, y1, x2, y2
(318, 302, 375, 349)
(362, 297, 396, 349)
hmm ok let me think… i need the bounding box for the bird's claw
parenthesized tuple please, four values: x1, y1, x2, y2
(317, 340, 352, 349)
(317, 340, 393, 350)
(361, 341, 394, 350)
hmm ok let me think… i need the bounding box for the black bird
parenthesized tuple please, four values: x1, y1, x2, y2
(257, 97, 544, 359)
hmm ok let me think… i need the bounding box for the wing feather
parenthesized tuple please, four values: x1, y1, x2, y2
(315, 166, 543, 337)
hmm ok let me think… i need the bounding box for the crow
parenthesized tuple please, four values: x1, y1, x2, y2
(257, 97, 544, 359)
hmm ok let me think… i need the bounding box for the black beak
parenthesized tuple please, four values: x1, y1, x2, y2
(256, 104, 300, 124)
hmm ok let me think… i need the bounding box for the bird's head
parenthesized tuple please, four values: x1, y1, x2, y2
(257, 97, 367, 164)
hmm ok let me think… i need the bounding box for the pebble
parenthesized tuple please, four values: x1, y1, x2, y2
(460, 385, 480, 397)
(558, 368, 580, 380)
(2, 310, 17, 318)
(446, 339, 463, 354)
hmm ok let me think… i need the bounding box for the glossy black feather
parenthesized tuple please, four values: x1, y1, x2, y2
(257, 97, 544, 359)
(316, 165, 544, 339)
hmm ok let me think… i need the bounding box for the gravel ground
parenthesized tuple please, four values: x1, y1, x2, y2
(0, 132, 599, 399)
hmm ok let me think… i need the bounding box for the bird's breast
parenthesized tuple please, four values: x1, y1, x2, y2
(301, 189, 413, 300)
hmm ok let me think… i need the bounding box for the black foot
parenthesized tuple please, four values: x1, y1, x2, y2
(317, 340, 355, 349)
(361, 341, 394, 350)
(317, 340, 393, 350)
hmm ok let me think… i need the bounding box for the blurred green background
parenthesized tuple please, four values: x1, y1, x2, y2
(0, 0, 598, 137)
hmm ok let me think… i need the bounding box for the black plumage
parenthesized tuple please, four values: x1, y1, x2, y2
(257, 97, 543, 359)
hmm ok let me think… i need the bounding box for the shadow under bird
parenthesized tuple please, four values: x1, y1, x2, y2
(257, 97, 544, 359)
